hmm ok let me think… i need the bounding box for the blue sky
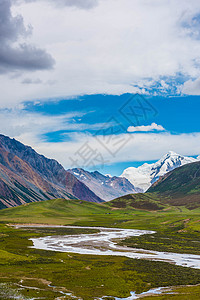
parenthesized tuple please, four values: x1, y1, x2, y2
(15, 93, 199, 176)
(25, 94, 200, 137)
(1, 0, 200, 176)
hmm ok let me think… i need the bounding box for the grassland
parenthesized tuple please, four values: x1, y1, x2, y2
(1, 198, 200, 254)
(0, 198, 199, 230)
(0, 198, 200, 299)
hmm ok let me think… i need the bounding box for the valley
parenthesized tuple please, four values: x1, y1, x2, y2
(0, 135, 199, 299)
(0, 198, 200, 299)
(1, 0, 200, 298)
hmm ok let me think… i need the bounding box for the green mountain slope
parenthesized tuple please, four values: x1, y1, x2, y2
(148, 161, 200, 207)
(0, 198, 110, 225)
(0, 193, 169, 227)
(106, 193, 166, 210)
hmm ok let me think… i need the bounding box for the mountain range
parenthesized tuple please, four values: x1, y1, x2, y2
(68, 168, 142, 201)
(120, 151, 198, 192)
(0, 134, 103, 209)
(0, 133, 199, 210)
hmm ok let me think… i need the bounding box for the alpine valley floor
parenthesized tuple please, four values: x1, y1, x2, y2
(0, 198, 200, 299)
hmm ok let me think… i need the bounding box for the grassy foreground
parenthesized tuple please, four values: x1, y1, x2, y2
(0, 198, 200, 299)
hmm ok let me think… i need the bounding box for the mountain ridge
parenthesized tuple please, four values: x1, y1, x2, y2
(68, 168, 142, 201)
(0, 134, 103, 209)
(148, 160, 200, 207)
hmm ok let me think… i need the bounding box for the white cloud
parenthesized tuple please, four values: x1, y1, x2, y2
(0, 107, 112, 146)
(0, 107, 199, 169)
(127, 123, 165, 132)
(2, 113, 199, 170)
(0, 0, 200, 107)
(28, 132, 200, 170)
(182, 77, 200, 95)
(0, 108, 86, 142)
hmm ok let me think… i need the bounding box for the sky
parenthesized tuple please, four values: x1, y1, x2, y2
(1, 0, 200, 175)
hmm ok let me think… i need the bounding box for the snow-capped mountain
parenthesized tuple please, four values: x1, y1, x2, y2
(120, 151, 198, 192)
(68, 168, 142, 201)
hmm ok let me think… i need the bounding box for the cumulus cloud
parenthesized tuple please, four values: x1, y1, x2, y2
(1, 0, 200, 106)
(127, 123, 165, 133)
(7, 0, 200, 104)
(0, 0, 55, 74)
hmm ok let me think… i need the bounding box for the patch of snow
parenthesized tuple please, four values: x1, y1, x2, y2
(73, 172, 80, 176)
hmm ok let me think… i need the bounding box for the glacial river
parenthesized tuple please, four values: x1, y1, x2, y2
(15, 225, 200, 269)
(14, 225, 200, 299)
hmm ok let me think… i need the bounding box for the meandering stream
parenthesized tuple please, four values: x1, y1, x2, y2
(15, 225, 200, 269)
(12, 225, 200, 299)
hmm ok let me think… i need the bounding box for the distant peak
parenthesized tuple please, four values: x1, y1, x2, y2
(71, 168, 84, 172)
(105, 174, 112, 178)
(93, 170, 101, 175)
(166, 151, 179, 156)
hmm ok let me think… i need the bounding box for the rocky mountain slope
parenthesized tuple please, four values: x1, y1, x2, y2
(148, 160, 200, 207)
(68, 168, 142, 201)
(0, 134, 103, 209)
(121, 151, 197, 192)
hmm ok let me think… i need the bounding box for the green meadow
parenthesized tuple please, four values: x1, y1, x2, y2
(0, 198, 199, 299)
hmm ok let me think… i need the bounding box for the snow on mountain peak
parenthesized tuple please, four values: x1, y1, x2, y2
(166, 150, 179, 156)
(120, 152, 198, 192)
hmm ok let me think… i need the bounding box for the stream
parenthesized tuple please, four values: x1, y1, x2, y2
(14, 225, 200, 300)
(15, 225, 200, 269)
